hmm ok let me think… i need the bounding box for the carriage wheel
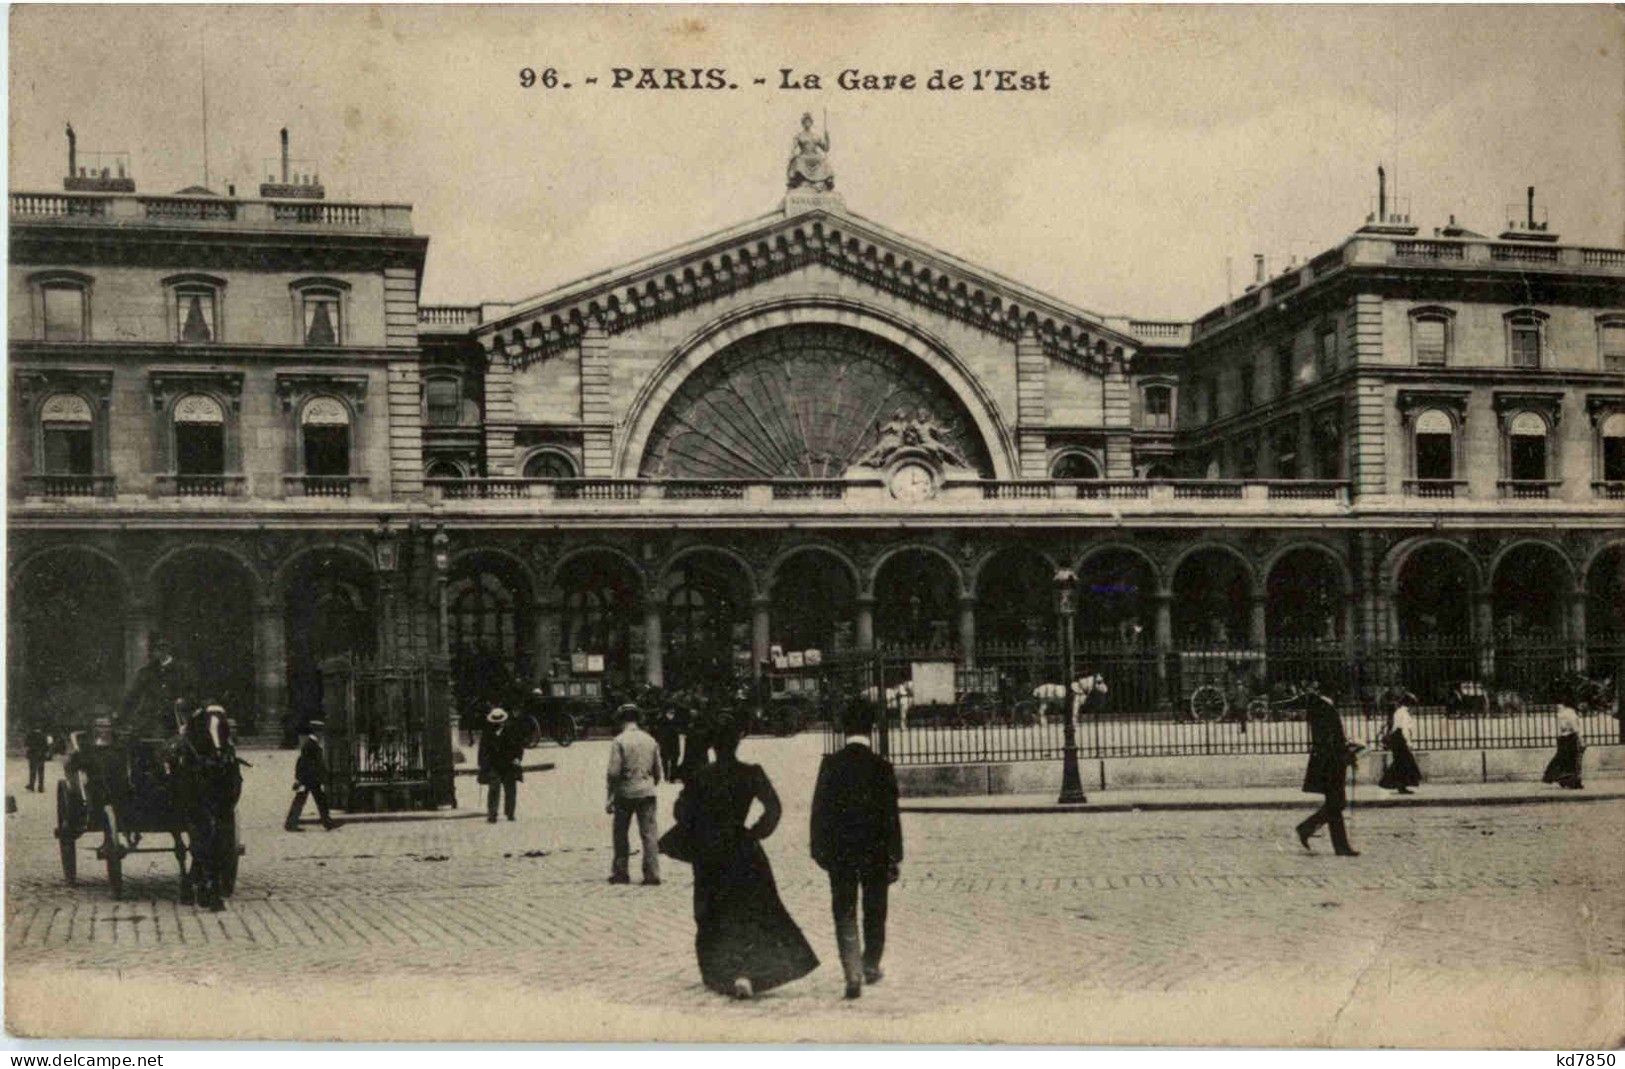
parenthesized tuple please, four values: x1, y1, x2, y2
(220, 812, 241, 898)
(521, 715, 544, 749)
(551, 713, 577, 748)
(55, 781, 78, 885)
(102, 805, 123, 900)
(1189, 686, 1227, 722)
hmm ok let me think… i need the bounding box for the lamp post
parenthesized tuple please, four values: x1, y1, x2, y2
(1054, 567, 1087, 805)
(431, 524, 451, 659)
(372, 516, 399, 663)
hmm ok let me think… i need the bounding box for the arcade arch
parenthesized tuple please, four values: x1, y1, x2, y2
(9, 548, 128, 726)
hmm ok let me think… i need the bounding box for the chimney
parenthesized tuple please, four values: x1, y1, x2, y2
(1253, 254, 1266, 285)
(280, 127, 290, 183)
(1378, 166, 1387, 221)
(260, 127, 325, 200)
(65, 124, 76, 178)
(1500, 185, 1557, 242)
(1527, 186, 1536, 229)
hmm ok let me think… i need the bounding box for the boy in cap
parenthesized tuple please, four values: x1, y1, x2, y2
(286, 720, 339, 831)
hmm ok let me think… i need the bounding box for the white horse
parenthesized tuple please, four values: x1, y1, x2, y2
(861, 682, 914, 729)
(1031, 674, 1108, 727)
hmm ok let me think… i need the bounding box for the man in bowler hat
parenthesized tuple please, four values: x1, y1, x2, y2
(1294, 680, 1361, 856)
(810, 699, 904, 999)
(286, 721, 339, 831)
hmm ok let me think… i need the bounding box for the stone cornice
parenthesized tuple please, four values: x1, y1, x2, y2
(9, 341, 414, 364)
(478, 210, 1137, 374)
(9, 225, 427, 275)
(1585, 393, 1625, 425)
(1492, 389, 1564, 426)
(149, 369, 246, 410)
(274, 371, 370, 411)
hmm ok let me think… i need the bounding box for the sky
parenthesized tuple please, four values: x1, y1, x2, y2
(10, 5, 1625, 320)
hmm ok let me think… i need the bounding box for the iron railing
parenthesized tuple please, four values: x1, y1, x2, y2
(815, 639, 1624, 765)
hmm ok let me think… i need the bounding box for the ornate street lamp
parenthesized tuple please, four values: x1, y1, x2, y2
(431, 524, 451, 659)
(1054, 567, 1087, 805)
(372, 516, 398, 573)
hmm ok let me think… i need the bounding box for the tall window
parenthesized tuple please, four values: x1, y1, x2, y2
(1411, 311, 1450, 366)
(450, 574, 518, 675)
(1600, 320, 1625, 372)
(1238, 363, 1255, 411)
(1507, 411, 1548, 481)
(1276, 346, 1294, 397)
(1414, 409, 1455, 481)
(1602, 413, 1625, 482)
(1143, 385, 1172, 430)
(1274, 424, 1299, 479)
(425, 376, 461, 426)
(175, 288, 218, 343)
(1204, 379, 1219, 423)
(522, 450, 577, 479)
(1052, 452, 1101, 480)
(1507, 312, 1545, 369)
(300, 396, 351, 476)
(301, 291, 342, 346)
(1236, 437, 1259, 479)
(173, 394, 225, 475)
(1312, 413, 1343, 479)
(39, 394, 94, 474)
(1317, 327, 1338, 376)
(42, 285, 87, 342)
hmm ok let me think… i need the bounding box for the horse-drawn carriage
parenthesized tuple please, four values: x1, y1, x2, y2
(53, 707, 245, 908)
(1179, 650, 1271, 723)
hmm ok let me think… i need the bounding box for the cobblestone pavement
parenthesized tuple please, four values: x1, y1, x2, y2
(6, 739, 1622, 1045)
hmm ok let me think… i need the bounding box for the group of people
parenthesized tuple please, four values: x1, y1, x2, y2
(604, 699, 903, 1001)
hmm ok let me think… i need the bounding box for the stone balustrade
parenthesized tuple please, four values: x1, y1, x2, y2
(10, 191, 414, 234)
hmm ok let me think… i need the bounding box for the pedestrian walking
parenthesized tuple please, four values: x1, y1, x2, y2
(24, 724, 51, 793)
(606, 703, 662, 885)
(285, 721, 339, 832)
(1542, 684, 1586, 789)
(1378, 689, 1422, 794)
(810, 700, 903, 1000)
(654, 698, 686, 782)
(673, 717, 819, 999)
(1293, 681, 1361, 857)
(479, 707, 525, 822)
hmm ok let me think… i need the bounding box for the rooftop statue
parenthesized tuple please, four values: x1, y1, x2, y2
(786, 112, 834, 192)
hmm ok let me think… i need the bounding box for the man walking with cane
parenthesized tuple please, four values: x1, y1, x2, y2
(1294, 680, 1362, 857)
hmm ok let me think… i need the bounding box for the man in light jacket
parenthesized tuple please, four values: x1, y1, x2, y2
(606, 703, 662, 885)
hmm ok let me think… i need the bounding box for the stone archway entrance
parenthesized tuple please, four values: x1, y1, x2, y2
(9, 549, 127, 728)
(155, 549, 258, 729)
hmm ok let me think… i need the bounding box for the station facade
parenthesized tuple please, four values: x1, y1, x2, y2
(9, 133, 1625, 733)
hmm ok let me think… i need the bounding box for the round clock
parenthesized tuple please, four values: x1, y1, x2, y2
(888, 463, 935, 501)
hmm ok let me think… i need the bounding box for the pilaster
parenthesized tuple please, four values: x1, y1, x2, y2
(580, 322, 614, 476)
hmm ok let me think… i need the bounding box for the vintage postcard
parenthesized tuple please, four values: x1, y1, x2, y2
(6, 4, 1624, 1047)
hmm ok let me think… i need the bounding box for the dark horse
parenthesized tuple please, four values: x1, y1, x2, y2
(173, 705, 243, 911)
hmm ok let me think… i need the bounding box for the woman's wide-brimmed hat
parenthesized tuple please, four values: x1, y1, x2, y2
(487, 707, 509, 725)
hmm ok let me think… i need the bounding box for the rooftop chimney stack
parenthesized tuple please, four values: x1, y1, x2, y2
(1357, 162, 1417, 236)
(1527, 186, 1535, 229)
(1254, 254, 1266, 284)
(1378, 165, 1387, 221)
(62, 127, 135, 193)
(1500, 184, 1557, 242)
(65, 124, 76, 179)
(260, 127, 325, 200)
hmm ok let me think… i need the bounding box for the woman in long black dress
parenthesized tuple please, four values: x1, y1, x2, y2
(672, 719, 819, 998)
(1378, 690, 1422, 794)
(1542, 684, 1586, 789)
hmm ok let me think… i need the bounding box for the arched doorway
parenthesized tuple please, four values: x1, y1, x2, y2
(283, 550, 377, 735)
(554, 551, 643, 689)
(1170, 548, 1252, 647)
(447, 551, 535, 706)
(1075, 549, 1156, 646)
(1395, 543, 1476, 641)
(1266, 548, 1346, 644)
(660, 551, 752, 693)
(154, 548, 257, 729)
(770, 548, 858, 654)
(1492, 543, 1573, 694)
(873, 550, 959, 652)
(1585, 545, 1625, 685)
(975, 547, 1053, 651)
(9, 548, 127, 729)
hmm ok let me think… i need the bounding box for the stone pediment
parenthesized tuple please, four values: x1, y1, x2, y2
(476, 205, 1137, 374)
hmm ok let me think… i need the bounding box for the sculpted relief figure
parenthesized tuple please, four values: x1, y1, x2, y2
(858, 407, 971, 471)
(786, 112, 835, 192)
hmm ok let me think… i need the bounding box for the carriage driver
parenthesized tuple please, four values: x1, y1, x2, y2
(118, 638, 196, 738)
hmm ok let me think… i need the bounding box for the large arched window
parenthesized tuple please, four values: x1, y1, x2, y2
(522, 449, 578, 479)
(173, 394, 225, 476)
(300, 396, 351, 476)
(1051, 451, 1101, 480)
(1414, 409, 1455, 481)
(449, 573, 518, 674)
(1599, 412, 1625, 484)
(39, 393, 94, 475)
(1506, 411, 1549, 482)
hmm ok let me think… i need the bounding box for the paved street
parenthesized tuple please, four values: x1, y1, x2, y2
(6, 738, 1622, 1045)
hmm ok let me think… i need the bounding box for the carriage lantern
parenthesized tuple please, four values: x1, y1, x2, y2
(431, 525, 450, 574)
(372, 516, 399, 573)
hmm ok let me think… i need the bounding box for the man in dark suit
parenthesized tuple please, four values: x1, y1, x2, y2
(1294, 680, 1361, 857)
(24, 724, 52, 792)
(810, 700, 904, 1000)
(286, 720, 339, 832)
(479, 707, 526, 822)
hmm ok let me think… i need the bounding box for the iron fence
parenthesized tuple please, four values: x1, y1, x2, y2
(816, 639, 1624, 765)
(319, 656, 456, 809)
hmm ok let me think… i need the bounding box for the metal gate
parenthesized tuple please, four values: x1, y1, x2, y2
(319, 656, 455, 810)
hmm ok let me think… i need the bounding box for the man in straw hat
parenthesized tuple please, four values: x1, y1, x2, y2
(479, 706, 526, 823)
(606, 703, 662, 885)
